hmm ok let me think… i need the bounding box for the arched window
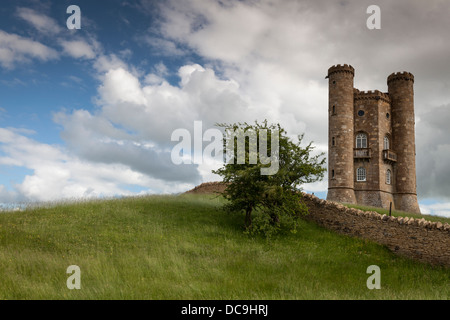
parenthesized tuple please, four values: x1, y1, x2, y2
(356, 133, 367, 149)
(357, 167, 366, 181)
(384, 136, 390, 150)
(331, 169, 335, 179)
(386, 169, 391, 185)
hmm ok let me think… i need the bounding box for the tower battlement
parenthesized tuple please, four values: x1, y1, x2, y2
(327, 64, 420, 214)
(387, 71, 414, 84)
(327, 64, 355, 77)
(354, 89, 390, 103)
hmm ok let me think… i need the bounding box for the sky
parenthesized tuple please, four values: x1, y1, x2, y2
(0, 0, 450, 217)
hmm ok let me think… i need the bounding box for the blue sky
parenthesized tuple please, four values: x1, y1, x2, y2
(1, 0, 450, 217)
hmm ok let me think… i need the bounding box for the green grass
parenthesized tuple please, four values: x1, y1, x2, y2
(343, 203, 450, 224)
(0, 194, 448, 299)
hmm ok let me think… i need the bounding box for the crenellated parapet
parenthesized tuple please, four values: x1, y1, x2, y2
(387, 71, 414, 85)
(327, 64, 355, 78)
(354, 89, 390, 103)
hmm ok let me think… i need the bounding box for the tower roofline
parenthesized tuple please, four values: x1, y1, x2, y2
(387, 71, 414, 85)
(354, 89, 390, 103)
(327, 64, 355, 78)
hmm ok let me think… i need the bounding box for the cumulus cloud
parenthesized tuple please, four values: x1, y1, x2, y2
(53, 108, 201, 184)
(0, 30, 58, 69)
(0, 128, 193, 203)
(2, 58, 256, 202)
(48, 52, 321, 203)
(91, 63, 256, 143)
(52, 63, 254, 187)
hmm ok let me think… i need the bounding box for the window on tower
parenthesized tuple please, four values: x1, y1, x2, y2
(386, 169, 392, 185)
(384, 135, 390, 150)
(356, 133, 367, 148)
(357, 167, 366, 181)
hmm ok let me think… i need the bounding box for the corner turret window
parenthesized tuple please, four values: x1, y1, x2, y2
(356, 133, 367, 148)
(384, 136, 390, 150)
(386, 169, 391, 185)
(357, 167, 366, 182)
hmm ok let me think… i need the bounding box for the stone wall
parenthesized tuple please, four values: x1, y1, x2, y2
(302, 193, 450, 267)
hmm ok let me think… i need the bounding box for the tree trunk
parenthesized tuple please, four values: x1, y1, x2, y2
(245, 207, 252, 229)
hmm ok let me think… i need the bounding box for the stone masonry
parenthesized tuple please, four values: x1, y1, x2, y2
(326, 64, 421, 213)
(303, 193, 450, 267)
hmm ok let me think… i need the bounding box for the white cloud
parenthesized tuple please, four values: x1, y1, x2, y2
(0, 128, 192, 203)
(52, 63, 247, 185)
(419, 202, 450, 218)
(60, 39, 98, 60)
(93, 53, 130, 73)
(98, 68, 148, 105)
(0, 30, 58, 69)
(50, 56, 317, 202)
(16, 7, 62, 35)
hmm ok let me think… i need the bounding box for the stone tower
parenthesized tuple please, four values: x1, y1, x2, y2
(388, 72, 421, 213)
(326, 64, 357, 204)
(326, 64, 420, 214)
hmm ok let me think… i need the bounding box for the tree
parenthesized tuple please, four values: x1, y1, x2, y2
(212, 120, 326, 236)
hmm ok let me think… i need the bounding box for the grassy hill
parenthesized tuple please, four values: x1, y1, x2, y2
(0, 194, 448, 299)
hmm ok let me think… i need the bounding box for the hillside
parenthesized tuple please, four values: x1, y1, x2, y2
(0, 193, 448, 299)
(186, 182, 450, 266)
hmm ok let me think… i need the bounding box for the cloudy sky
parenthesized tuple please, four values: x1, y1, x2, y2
(0, 0, 450, 217)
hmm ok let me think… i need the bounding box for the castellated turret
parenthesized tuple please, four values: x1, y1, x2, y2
(326, 64, 357, 204)
(388, 72, 421, 213)
(326, 65, 421, 214)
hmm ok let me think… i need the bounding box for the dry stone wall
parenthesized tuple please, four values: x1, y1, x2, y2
(302, 193, 450, 267)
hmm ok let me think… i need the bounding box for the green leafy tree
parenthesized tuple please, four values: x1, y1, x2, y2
(213, 120, 326, 236)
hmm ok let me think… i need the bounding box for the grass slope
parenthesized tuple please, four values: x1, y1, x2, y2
(0, 194, 448, 299)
